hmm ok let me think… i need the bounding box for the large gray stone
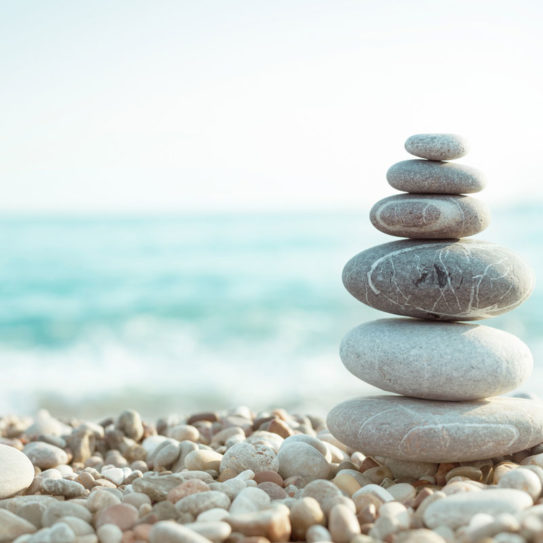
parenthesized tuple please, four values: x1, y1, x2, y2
(340, 319, 533, 401)
(327, 396, 543, 462)
(342, 239, 534, 321)
(387, 160, 485, 194)
(370, 194, 489, 239)
(404, 133, 468, 161)
(0, 445, 35, 499)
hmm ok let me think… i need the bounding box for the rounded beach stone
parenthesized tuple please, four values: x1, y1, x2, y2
(327, 396, 543, 463)
(23, 441, 68, 469)
(405, 133, 468, 161)
(387, 160, 485, 194)
(369, 194, 489, 239)
(340, 319, 533, 401)
(342, 239, 534, 321)
(423, 488, 532, 529)
(0, 444, 35, 498)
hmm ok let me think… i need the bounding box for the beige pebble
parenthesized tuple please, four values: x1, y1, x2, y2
(332, 472, 361, 496)
(97, 523, 123, 543)
(395, 529, 447, 542)
(122, 491, 151, 508)
(95, 503, 138, 530)
(414, 491, 447, 521)
(116, 410, 144, 442)
(257, 482, 287, 500)
(305, 524, 332, 542)
(101, 466, 125, 486)
(23, 442, 68, 469)
(221, 442, 279, 475)
(230, 487, 270, 515)
(167, 479, 210, 503)
(362, 466, 392, 484)
(149, 520, 212, 543)
(321, 495, 356, 516)
(328, 503, 360, 543)
(87, 489, 122, 512)
(370, 501, 410, 540)
(226, 504, 291, 542)
(493, 462, 518, 484)
(253, 471, 283, 486)
(357, 503, 377, 525)
(210, 477, 249, 500)
(0, 509, 37, 541)
(386, 483, 416, 504)
(152, 441, 181, 470)
(41, 478, 86, 498)
(184, 521, 232, 542)
(290, 497, 325, 540)
(301, 479, 341, 509)
(350, 536, 375, 543)
(185, 449, 223, 472)
(375, 456, 437, 479)
(42, 501, 93, 527)
(464, 512, 520, 541)
(498, 467, 542, 500)
(445, 466, 483, 482)
(49, 522, 76, 543)
(353, 484, 394, 503)
(175, 490, 231, 516)
(60, 517, 95, 536)
(197, 508, 231, 522)
(278, 442, 330, 484)
(168, 424, 200, 442)
(211, 427, 245, 447)
(352, 492, 384, 514)
(494, 534, 525, 543)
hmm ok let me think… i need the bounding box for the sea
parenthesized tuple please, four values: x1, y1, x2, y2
(1, 204, 542, 419)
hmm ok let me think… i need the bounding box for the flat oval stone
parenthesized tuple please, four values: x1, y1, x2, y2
(423, 488, 532, 529)
(387, 159, 486, 195)
(370, 194, 489, 239)
(342, 239, 534, 320)
(340, 319, 533, 401)
(405, 134, 468, 161)
(0, 444, 35, 498)
(327, 396, 543, 462)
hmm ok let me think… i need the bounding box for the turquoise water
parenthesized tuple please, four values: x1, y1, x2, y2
(1, 206, 542, 417)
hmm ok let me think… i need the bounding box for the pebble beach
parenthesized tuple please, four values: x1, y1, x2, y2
(2, 406, 543, 543)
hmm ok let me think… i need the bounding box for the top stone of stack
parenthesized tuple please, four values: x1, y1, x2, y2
(405, 133, 468, 161)
(387, 133, 486, 195)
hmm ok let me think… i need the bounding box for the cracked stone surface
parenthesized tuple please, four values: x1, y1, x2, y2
(327, 395, 543, 462)
(404, 133, 468, 161)
(387, 159, 486, 194)
(369, 194, 490, 239)
(340, 318, 533, 401)
(342, 239, 534, 321)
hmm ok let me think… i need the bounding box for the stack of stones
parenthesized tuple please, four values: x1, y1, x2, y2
(327, 133, 543, 466)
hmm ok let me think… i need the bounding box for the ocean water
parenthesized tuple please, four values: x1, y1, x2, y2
(1, 205, 542, 418)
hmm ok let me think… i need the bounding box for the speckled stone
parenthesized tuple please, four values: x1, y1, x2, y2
(342, 239, 534, 321)
(327, 396, 543, 462)
(340, 319, 533, 401)
(405, 134, 468, 161)
(370, 194, 489, 239)
(387, 160, 485, 194)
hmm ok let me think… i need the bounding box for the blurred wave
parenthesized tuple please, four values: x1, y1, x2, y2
(1, 205, 542, 417)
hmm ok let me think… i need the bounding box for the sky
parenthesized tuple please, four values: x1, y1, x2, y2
(2, 0, 543, 213)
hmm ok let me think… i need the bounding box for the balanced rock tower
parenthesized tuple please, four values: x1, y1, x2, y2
(328, 134, 543, 463)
